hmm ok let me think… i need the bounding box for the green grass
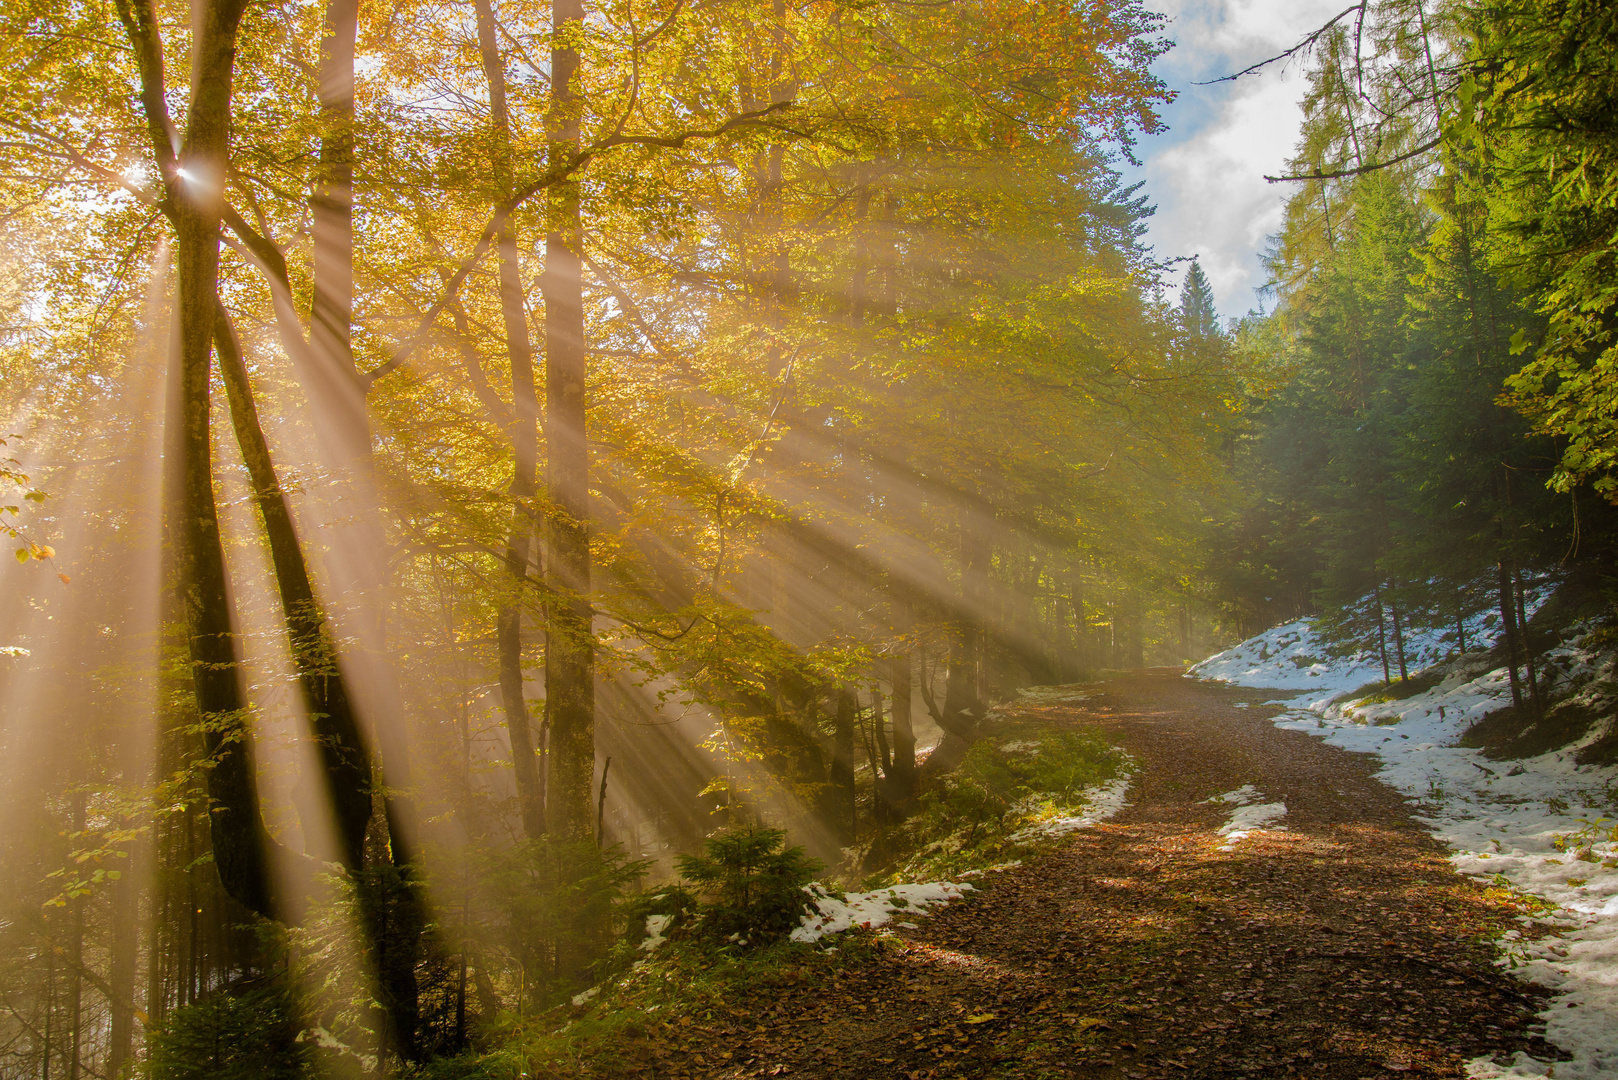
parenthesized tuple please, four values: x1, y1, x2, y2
(1346, 666, 1448, 707)
(872, 722, 1130, 885)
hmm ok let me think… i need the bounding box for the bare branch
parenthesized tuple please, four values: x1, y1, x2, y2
(1195, 3, 1365, 85)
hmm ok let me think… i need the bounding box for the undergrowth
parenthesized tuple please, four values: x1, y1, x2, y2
(874, 721, 1129, 884)
(418, 711, 1128, 1079)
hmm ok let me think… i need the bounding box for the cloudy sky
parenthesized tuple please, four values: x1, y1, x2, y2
(1119, 0, 1348, 320)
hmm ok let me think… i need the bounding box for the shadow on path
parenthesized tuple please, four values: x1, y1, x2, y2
(669, 672, 1557, 1079)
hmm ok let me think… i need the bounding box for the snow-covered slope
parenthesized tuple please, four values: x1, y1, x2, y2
(1187, 596, 1543, 705)
(1190, 616, 1618, 1079)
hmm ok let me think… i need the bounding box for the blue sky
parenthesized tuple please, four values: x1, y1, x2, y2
(1119, 0, 1349, 320)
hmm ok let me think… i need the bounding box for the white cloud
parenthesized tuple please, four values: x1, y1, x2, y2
(1125, 0, 1350, 318)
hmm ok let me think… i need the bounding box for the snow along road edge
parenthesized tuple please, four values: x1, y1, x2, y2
(1191, 619, 1618, 1079)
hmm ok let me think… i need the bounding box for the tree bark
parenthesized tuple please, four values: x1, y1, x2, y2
(215, 311, 374, 868)
(941, 508, 989, 733)
(474, 0, 546, 839)
(543, 0, 595, 841)
(106, 848, 140, 1077)
(830, 687, 857, 841)
(310, 0, 369, 467)
(1513, 563, 1543, 716)
(1389, 581, 1410, 682)
(1374, 583, 1392, 685)
(167, 0, 278, 922)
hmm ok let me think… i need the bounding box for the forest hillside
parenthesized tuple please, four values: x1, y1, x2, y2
(1, 0, 1616, 1075)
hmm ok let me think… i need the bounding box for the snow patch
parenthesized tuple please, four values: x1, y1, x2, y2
(1206, 785, 1287, 847)
(640, 913, 673, 953)
(1007, 776, 1132, 843)
(790, 880, 976, 943)
(1009, 685, 1096, 707)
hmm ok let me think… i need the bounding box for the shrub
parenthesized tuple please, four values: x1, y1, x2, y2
(477, 838, 646, 1008)
(675, 827, 821, 943)
(146, 982, 309, 1080)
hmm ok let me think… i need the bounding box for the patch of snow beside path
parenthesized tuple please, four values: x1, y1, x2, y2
(1008, 776, 1133, 843)
(791, 881, 976, 943)
(1192, 619, 1618, 1078)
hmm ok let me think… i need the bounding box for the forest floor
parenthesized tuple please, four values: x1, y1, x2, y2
(648, 671, 1564, 1080)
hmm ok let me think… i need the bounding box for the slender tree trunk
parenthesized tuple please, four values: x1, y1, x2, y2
(474, 0, 546, 839)
(1513, 564, 1543, 715)
(106, 852, 140, 1078)
(941, 508, 989, 733)
(215, 311, 373, 867)
(310, 0, 369, 467)
(1389, 582, 1409, 682)
(1069, 574, 1087, 673)
(1455, 584, 1469, 653)
(831, 688, 857, 842)
(1373, 584, 1392, 685)
(1496, 560, 1524, 711)
(544, 0, 595, 841)
(1127, 590, 1145, 669)
(66, 794, 85, 1080)
(889, 651, 914, 804)
(42, 949, 52, 1080)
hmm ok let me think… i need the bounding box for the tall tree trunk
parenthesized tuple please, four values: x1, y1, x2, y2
(310, 0, 369, 467)
(106, 851, 140, 1077)
(215, 311, 373, 867)
(544, 0, 595, 841)
(941, 508, 989, 733)
(1069, 573, 1087, 674)
(1455, 583, 1469, 653)
(66, 796, 85, 1080)
(314, 0, 426, 1052)
(474, 0, 546, 839)
(1127, 590, 1145, 669)
(168, 0, 277, 922)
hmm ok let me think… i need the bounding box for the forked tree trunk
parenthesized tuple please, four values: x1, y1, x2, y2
(167, 0, 278, 922)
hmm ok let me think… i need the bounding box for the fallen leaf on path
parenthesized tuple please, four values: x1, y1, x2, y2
(965, 1012, 996, 1024)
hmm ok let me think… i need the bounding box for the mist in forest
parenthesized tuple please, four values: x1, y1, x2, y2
(2, 0, 1615, 1073)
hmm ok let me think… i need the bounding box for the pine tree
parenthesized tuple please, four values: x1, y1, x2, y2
(1180, 259, 1220, 338)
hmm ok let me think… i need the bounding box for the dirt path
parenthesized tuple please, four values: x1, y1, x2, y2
(667, 672, 1559, 1079)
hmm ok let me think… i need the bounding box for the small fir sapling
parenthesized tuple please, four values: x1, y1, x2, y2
(675, 826, 822, 942)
